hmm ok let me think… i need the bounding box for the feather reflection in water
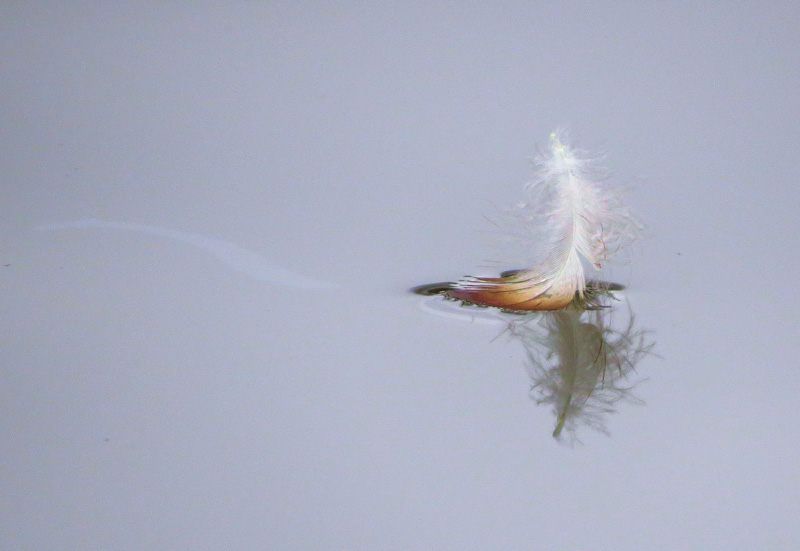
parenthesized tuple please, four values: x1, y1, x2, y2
(509, 306, 653, 441)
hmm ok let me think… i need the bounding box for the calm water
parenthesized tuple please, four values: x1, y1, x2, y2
(3, 3, 799, 549)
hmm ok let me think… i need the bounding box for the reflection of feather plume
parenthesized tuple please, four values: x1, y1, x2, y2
(445, 131, 642, 311)
(510, 306, 652, 440)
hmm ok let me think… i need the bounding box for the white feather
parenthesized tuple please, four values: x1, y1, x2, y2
(446, 131, 642, 311)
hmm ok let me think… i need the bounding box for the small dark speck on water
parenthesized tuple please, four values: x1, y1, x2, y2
(3, 264, 10, 267)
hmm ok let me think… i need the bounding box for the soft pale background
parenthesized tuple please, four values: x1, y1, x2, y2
(2, 2, 799, 549)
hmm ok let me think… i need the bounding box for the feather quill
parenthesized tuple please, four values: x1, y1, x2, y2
(445, 131, 641, 311)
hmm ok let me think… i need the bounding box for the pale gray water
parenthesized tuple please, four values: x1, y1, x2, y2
(3, 3, 800, 549)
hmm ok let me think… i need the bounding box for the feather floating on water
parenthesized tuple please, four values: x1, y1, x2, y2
(444, 131, 641, 311)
